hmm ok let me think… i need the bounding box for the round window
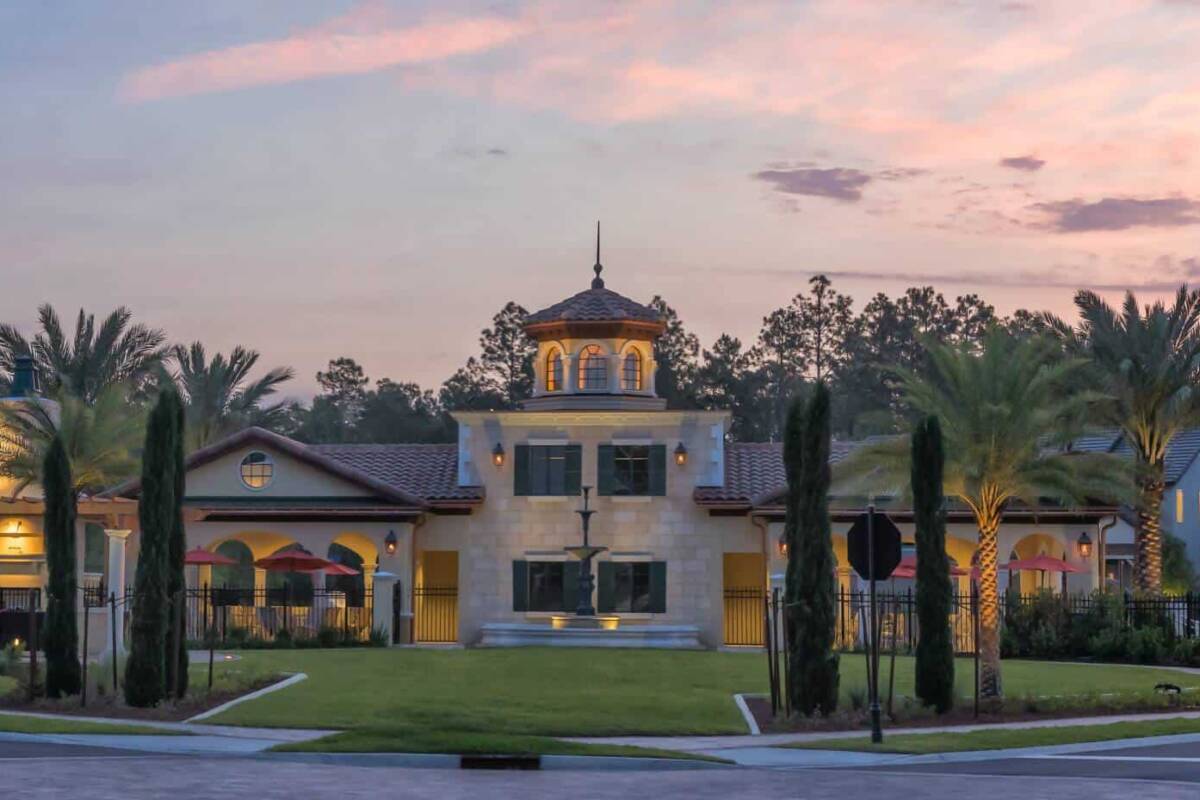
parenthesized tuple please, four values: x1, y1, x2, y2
(239, 451, 274, 490)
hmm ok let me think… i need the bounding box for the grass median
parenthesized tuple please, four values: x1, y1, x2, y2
(0, 712, 188, 736)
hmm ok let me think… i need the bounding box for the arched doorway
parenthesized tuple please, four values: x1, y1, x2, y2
(265, 543, 315, 605)
(326, 542, 365, 607)
(212, 540, 254, 591)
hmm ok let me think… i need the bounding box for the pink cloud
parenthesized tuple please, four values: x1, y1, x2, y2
(119, 15, 527, 102)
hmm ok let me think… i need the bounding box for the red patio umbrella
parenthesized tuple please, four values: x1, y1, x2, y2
(253, 551, 334, 572)
(888, 554, 971, 580)
(184, 547, 236, 566)
(322, 562, 359, 576)
(1002, 554, 1085, 574)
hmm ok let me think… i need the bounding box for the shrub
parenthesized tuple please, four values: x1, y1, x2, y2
(1172, 638, 1200, 667)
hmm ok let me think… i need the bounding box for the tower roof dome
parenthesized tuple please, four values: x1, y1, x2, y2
(523, 223, 664, 340)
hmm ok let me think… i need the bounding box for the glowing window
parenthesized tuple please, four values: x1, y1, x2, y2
(239, 451, 274, 490)
(546, 349, 563, 392)
(578, 345, 607, 390)
(1176, 489, 1184, 524)
(621, 351, 643, 391)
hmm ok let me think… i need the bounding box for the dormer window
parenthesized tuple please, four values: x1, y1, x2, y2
(622, 351, 643, 391)
(546, 349, 563, 392)
(578, 345, 607, 390)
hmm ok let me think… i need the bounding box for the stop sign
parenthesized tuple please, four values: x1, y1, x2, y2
(847, 511, 902, 581)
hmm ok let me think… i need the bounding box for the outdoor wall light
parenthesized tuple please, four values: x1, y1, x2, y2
(384, 530, 398, 556)
(777, 538, 788, 557)
(674, 442, 688, 466)
(1076, 531, 1093, 559)
(492, 443, 506, 467)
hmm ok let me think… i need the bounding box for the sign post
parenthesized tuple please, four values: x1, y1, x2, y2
(847, 503, 902, 744)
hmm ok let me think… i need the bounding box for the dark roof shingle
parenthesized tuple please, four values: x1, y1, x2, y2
(524, 287, 662, 325)
(312, 443, 483, 503)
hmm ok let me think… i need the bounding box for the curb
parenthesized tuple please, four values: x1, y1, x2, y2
(263, 751, 731, 771)
(733, 694, 761, 735)
(185, 673, 307, 723)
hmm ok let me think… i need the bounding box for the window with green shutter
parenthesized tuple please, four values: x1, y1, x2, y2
(597, 444, 666, 496)
(596, 561, 666, 613)
(514, 445, 582, 496)
(514, 560, 583, 612)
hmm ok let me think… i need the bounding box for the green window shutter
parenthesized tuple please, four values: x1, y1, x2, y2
(514, 445, 530, 496)
(596, 562, 615, 613)
(564, 445, 582, 496)
(649, 445, 667, 496)
(597, 444, 615, 496)
(562, 562, 579, 613)
(648, 561, 667, 613)
(512, 560, 529, 612)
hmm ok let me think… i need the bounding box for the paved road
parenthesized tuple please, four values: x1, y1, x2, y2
(2, 738, 1199, 799)
(874, 737, 1200, 785)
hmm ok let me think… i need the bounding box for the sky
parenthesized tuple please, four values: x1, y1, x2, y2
(3, 0, 1200, 397)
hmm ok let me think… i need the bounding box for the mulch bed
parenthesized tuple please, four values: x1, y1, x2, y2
(0, 674, 283, 722)
(744, 693, 1200, 735)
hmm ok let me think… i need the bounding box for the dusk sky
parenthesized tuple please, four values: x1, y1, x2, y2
(4, 1, 1200, 397)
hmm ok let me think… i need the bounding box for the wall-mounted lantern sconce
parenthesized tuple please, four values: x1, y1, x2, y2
(492, 443, 506, 467)
(384, 530, 398, 556)
(1076, 531, 1093, 559)
(777, 538, 788, 558)
(674, 442, 688, 466)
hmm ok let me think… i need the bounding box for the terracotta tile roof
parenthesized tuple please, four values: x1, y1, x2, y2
(311, 443, 484, 503)
(693, 440, 860, 506)
(524, 286, 662, 325)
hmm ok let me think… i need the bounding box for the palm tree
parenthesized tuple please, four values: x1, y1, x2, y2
(839, 330, 1129, 698)
(0, 383, 144, 498)
(0, 305, 166, 402)
(171, 343, 294, 450)
(1047, 288, 1200, 594)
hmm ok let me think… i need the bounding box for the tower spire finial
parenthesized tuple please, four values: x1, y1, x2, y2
(591, 220, 604, 289)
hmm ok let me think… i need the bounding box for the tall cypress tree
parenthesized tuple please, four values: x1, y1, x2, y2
(788, 383, 839, 716)
(912, 415, 954, 713)
(42, 435, 82, 697)
(782, 394, 805, 705)
(164, 389, 188, 699)
(124, 390, 177, 707)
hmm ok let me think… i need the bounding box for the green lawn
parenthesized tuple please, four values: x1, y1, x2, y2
(208, 649, 1200, 738)
(786, 716, 1200, 754)
(0, 713, 188, 736)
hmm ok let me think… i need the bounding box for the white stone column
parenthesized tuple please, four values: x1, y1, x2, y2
(103, 529, 131, 658)
(372, 571, 398, 646)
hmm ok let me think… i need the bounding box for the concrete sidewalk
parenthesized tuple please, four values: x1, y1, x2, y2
(568, 708, 1200, 753)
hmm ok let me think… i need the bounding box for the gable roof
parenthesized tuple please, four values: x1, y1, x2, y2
(1063, 427, 1200, 485)
(311, 443, 484, 503)
(102, 427, 431, 509)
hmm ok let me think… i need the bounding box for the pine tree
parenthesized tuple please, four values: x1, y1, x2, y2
(124, 390, 177, 707)
(912, 415, 954, 713)
(164, 389, 188, 698)
(787, 383, 840, 715)
(42, 435, 82, 697)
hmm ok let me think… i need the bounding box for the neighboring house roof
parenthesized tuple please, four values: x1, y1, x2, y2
(524, 286, 662, 325)
(102, 427, 434, 509)
(311, 443, 484, 504)
(1063, 427, 1200, 485)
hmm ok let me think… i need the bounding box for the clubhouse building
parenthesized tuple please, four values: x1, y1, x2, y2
(1, 257, 1117, 651)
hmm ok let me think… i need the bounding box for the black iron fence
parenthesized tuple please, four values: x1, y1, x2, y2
(1003, 591, 1200, 639)
(836, 588, 979, 654)
(412, 586, 457, 643)
(0, 588, 42, 650)
(724, 587, 766, 646)
(191, 587, 374, 644)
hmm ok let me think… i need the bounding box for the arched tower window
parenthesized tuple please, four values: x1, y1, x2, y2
(622, 351, 643, 391)
(578, 345, 607, 390)
(546, 348, 563, 392)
